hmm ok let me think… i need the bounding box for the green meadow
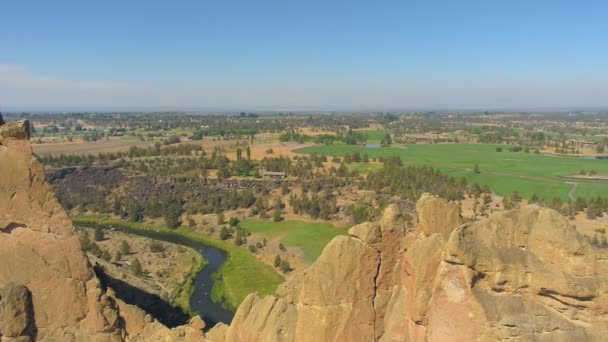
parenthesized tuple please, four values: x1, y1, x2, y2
(299, 143, 608, 200)
(358, 129, 389, 143)
(240, 220, 347, 263)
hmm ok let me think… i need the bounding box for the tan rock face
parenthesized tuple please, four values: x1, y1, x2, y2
(0, 121, 126, 341)
(416, 193, 462, 239)
(210, 195, 608, 341)
(1, 121, 203, 342)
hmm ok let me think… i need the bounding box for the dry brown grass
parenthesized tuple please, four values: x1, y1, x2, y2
(33, 138, 155, 156)
(225, 141, 312, 161)
(32, 136, 251, 157)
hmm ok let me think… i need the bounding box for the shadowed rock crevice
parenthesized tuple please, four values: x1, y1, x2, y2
(0, 222, 27, 234)
(93, 265, 189, 328)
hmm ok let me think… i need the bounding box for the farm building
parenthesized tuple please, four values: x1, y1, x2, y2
(262, 171, 286, 179)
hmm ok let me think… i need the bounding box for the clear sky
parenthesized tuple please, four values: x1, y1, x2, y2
(1, 0, 607, 111)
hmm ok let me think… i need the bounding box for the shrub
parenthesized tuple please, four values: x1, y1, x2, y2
(131, 258, 143, 275)
(234, 231, 244, 246)
(93, 227, 104, 241)
(220, 226, 231, 240)
(149, 241, 166, 253)
(279, 259, 291, 273)
(274, 255, 281, 267)
(229, 217, 240, 227)
(119, 240, 131, 255)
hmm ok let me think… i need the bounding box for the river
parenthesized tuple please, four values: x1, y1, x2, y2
(189, 244, 234, 326)
(82, 224, 235, 327)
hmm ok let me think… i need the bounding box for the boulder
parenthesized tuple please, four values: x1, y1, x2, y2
(0, 283, 36, 341)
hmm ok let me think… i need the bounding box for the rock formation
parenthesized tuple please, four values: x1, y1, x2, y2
(0, 119, 124, 340)
(0, 120, 205, 341)
(208, 194, 608, 341)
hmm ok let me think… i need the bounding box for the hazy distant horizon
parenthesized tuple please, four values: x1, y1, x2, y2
(2, 2, 607, 110)
(4, 104, 608, 115)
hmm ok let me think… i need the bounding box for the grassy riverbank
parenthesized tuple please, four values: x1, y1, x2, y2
(172, 254, 208, 313)
(72, 217, 284, 311)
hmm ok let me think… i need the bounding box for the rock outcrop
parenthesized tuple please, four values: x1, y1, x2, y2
(209, 194, 608, 341)
(0, 120, 206, 341)
(0, 120, 124, 340)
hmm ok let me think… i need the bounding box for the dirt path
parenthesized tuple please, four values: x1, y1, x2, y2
(567, 182, 579, 201)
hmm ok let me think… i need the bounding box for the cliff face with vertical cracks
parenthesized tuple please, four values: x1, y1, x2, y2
(0, 119, 124, 341)
(208, 194, 608, 341)
(0, 119, 206, 341)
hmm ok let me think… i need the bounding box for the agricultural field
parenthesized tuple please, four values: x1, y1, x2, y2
(299, 143, 608, 200)
(240, 220, 347, 263)
(32, 137, 155, 156)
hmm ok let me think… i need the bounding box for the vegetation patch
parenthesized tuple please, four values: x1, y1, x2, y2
(241, 220, 347, 263)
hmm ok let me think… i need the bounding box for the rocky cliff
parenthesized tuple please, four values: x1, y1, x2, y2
(207, 195, 608, 341)
(0, 118, 205, 341)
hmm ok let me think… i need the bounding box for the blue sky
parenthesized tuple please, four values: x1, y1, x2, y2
(1, 1, 607, 110)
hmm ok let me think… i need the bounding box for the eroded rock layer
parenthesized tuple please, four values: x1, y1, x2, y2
(208, 194, 608, 341)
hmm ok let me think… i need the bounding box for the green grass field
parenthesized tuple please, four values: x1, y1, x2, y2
(72, 217, 284, 311)
(241, 220, 347, 263)
(357, 129, 389, 143)
(298, 143, 608, 200)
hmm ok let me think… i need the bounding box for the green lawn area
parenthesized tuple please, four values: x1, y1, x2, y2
(297, 143, 608, 200)
(72, 217, 283, 311)
(241, 220, 347, 263)
(347, 162, 383, 173)
(357, 129, 389, 143)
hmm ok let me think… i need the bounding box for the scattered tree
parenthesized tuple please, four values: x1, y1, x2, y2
(131, 258, 143, 275)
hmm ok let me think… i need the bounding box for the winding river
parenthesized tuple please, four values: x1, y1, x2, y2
(82, 223, 235, 327)
(189, 244, 234, 326)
